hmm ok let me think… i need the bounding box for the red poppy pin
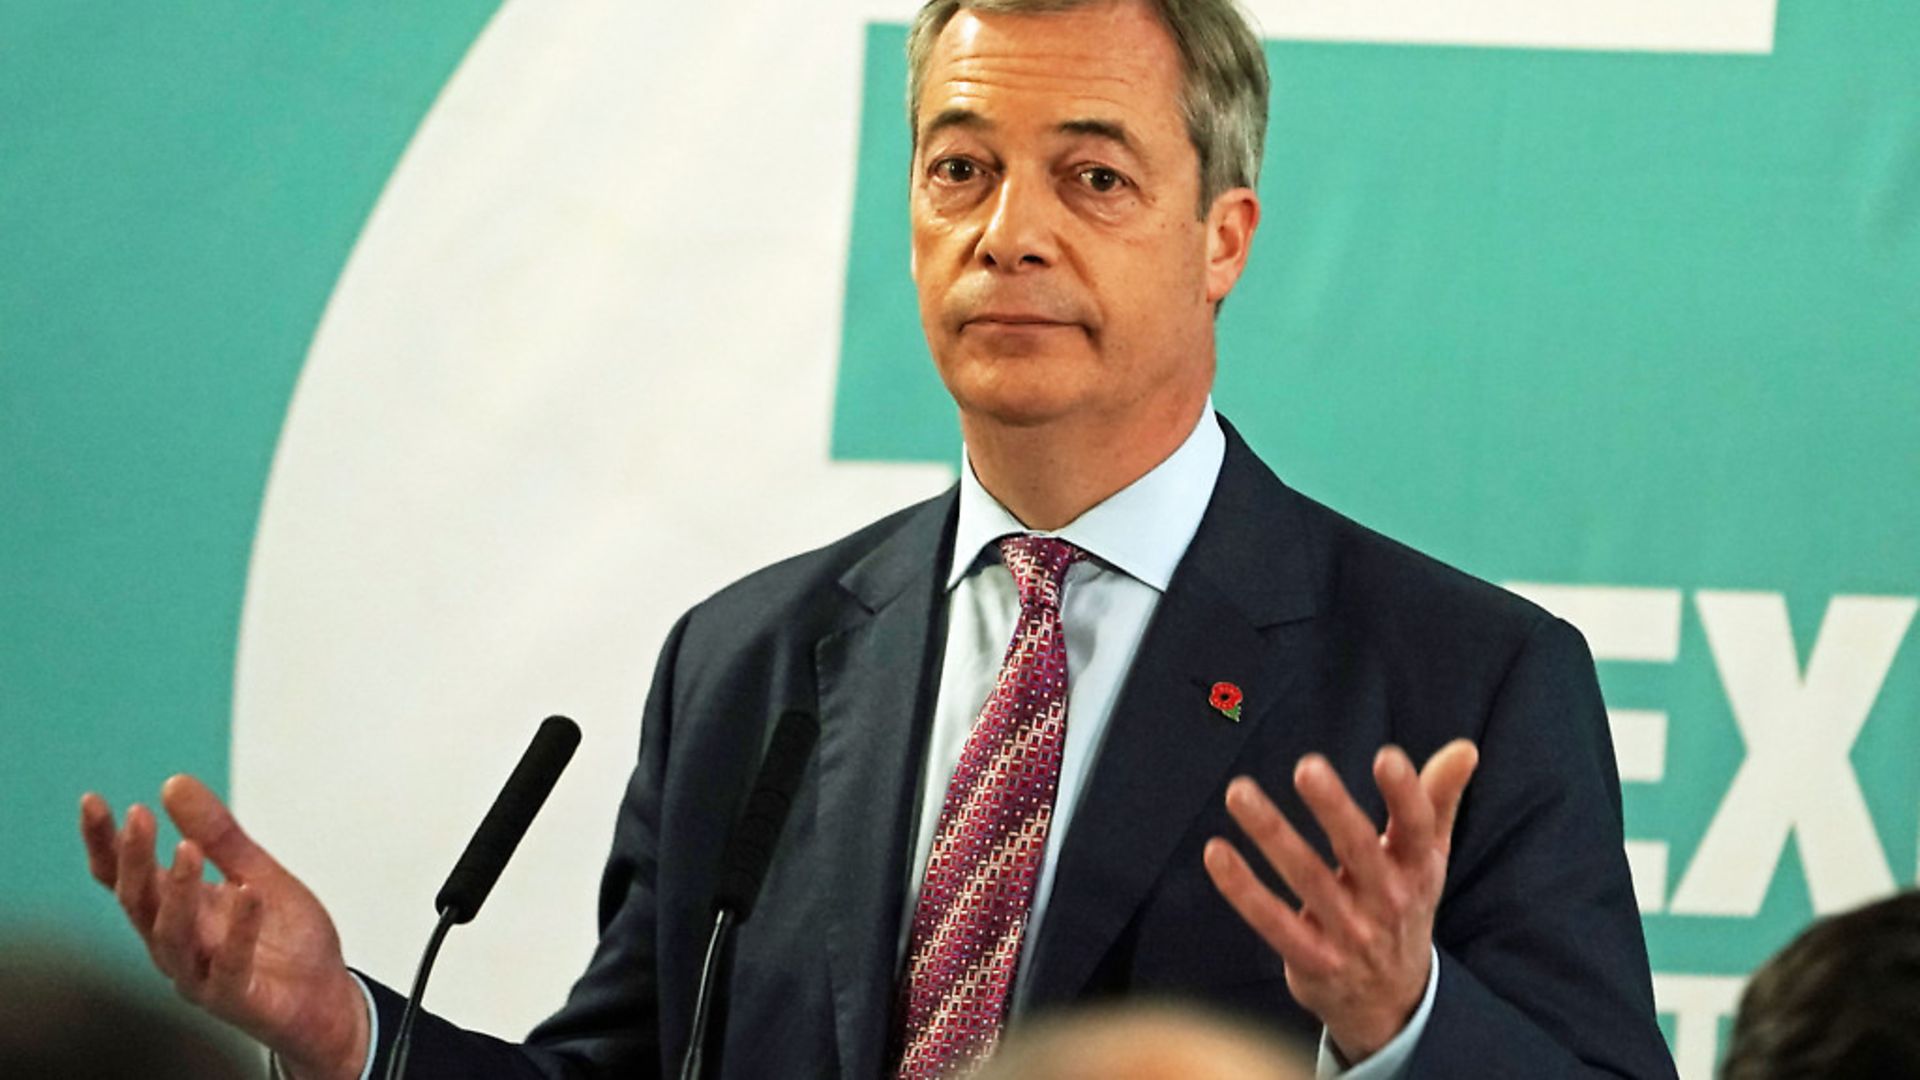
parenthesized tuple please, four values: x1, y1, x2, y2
(1208, 680, 1244, 722)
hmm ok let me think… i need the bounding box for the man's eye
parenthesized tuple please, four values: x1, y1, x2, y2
(1078, 166, 1126, 193)
(932, 158, 978, 183)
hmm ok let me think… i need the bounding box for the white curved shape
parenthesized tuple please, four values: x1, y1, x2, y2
(233, 0, 945, 1039)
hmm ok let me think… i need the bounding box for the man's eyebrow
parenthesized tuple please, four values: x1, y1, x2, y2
(1058, 118, 1138, 154)
(917, 111, 1140, 155)
(921, 107, 991, 143)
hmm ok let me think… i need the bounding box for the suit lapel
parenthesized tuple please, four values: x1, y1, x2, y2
(1024, 423, 1325, 1005)
(812, 492, 957, 1080)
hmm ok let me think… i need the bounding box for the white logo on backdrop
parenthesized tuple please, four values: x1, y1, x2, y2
(1510, 584, 1917, 1080)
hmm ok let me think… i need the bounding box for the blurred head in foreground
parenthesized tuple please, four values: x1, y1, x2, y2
(0, 947, 251, 1080)
(1721, 889, 1920, 1079)
(975, 1001, 1311, 1080)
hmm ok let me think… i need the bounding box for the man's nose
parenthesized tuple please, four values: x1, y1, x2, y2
(977, 172, 1058, 271)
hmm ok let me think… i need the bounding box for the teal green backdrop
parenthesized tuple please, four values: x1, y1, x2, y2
(0, 0, 505, 953)
(3, 2, 1914, 1073)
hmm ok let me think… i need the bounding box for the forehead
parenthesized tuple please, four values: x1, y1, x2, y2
(918, 2, 1187, 141)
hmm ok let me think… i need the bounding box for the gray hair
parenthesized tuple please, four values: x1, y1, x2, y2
(905, 0, 1270, 216)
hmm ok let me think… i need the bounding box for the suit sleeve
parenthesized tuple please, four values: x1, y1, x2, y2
(355, 611, 694, 1080)
(1408, 616, 1676, 1080)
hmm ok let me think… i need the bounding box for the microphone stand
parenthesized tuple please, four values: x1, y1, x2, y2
(678, 907, 736, 1080)
(379, 715, 580, 1080)
(383, 907, 458, 1080)
(676, 708, 818, 1080)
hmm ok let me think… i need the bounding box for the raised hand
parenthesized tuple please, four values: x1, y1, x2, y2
(80, 776, 370, 1080)
(1202, 740, 1479, 1064)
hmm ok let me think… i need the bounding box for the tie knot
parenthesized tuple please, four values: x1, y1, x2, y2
(997, 535, 1085, 611)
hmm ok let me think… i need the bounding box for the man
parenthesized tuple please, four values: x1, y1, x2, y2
(80, 1, 1675, 1077)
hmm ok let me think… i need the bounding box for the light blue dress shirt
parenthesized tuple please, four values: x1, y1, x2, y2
(904, 402, 1433, 1079)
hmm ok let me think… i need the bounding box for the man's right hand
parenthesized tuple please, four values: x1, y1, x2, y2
(80, 775, 370, 1080)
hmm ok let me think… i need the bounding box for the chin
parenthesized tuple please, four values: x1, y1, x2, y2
(943, 371, 1093, 429)
(931, 330, 1107, 424)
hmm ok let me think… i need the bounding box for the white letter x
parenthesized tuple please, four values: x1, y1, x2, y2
(1670, 592, 1915, 916)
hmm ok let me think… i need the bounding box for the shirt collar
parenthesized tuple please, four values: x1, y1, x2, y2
(947, 401, 1226, 592)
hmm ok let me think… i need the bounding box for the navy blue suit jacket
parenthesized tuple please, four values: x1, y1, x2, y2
(363, 420, 1676, 1079)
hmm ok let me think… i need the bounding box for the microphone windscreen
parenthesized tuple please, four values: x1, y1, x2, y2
(713, 709, 819, 920)
(435, 715, 582, 924)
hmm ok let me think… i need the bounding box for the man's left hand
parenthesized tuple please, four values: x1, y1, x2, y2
(1203, 740, 1479, 1063)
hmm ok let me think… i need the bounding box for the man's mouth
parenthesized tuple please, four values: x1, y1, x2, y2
(962, 312, 1079, 329)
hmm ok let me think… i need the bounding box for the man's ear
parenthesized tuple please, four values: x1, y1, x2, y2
(1203, 188, 1261, 305)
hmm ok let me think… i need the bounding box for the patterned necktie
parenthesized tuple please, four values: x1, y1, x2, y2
(892, 534, 1087, 1079)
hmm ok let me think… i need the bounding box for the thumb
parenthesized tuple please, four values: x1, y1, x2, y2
(160, 774, 279, 884)
(1419, 739, 1480, 855)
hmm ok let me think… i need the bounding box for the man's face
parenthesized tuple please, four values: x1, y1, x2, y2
(910, 0, 1251, 433)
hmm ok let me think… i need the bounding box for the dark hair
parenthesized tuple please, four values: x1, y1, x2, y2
(1721, 890, 1920, 1079)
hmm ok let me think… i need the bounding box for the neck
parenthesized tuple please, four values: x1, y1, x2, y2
(962, 395, 1207, 531)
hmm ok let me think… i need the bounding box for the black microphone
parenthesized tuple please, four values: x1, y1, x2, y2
(436, 715, 583, 923)
(712, 708, 819, 919)
(680, 709, 820, 1080)
(384, 715, 582, 1080)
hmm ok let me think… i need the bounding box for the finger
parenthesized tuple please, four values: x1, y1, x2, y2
(1203, 838, 1339, 977)
(1419, 740, 1481, 853)
(207, 883, 263, 1006)
(1376, 746, 1436, 865)
(161, 775, 275, 884)
(1292, 755, 1394, 892)
(1224, 777, 1366, 948)
(81, 793, 121, 888)
(114, 805, 162, 933)
(151, 841, 208, 989)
